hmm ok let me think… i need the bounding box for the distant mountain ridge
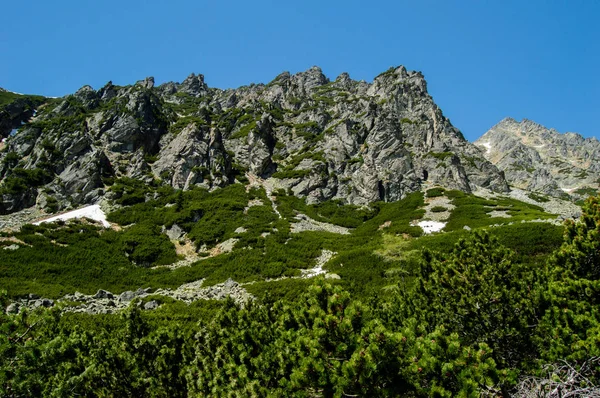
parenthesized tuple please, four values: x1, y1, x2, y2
(475, 117, 600, 201)
(0, 66, 508, 214)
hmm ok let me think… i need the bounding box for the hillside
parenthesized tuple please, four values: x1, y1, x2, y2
(1, 69, 599, 396)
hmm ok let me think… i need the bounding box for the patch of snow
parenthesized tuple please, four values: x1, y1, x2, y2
(34, 205, 110, 227)
(479, 141, 492, 154)
(561, 187, 578, 193)
(417, 220, 446, 234)
(9, 129, 18, 137)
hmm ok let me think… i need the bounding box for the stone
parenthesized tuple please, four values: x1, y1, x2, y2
(6, 302, 20, 314)
(144, 300, 159, 310)
(3, 244, 19, 250)
(94, 289, 114, 299)
(166, 224, 185, 240)
(119, 291, 136, 302)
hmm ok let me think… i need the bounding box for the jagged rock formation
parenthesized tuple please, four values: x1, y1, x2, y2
(0, 67, 508, 214)
(475, 118, 600, 201)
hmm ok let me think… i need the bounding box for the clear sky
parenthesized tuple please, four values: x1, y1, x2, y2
(1, 0, 598, 141)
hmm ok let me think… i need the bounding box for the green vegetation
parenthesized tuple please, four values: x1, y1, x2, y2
(1, 196, 599, 396)
(2, 158, 598, 396)
(527, 191, 550, 202)
(272, 151, 326, 179)
(574, 186, 598, 198)
(0, 167, 53, 195)
(425, 187, 445, 197)
(427, 151, 454, 161)
(0, 90, 45, 108)
(444, 190, 553, 231)
(430, 206, 447, 212)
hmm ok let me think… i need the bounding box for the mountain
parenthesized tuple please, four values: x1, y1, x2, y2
(475, 117, 600, 201)
(0, 66, 508, 214)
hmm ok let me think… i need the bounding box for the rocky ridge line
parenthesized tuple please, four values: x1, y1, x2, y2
(0, 66, 508, 214)
(475, 117, 599, 201)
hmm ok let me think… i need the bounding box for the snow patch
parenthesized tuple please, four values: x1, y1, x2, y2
(9, 129, 18, 137)
(34, 205, 110, 227)
(417, 220, 446, 234)
(561, 187, 578, 193)
(479, 141, 492, 154)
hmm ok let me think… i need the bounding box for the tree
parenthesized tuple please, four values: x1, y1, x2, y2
(537, 196, 600, 365)
(399, 231, 543, 370)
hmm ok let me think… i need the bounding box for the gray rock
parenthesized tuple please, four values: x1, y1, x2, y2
(475, 118, 600, 201)
(6, 302, 20, 314)
(119, 291, 136, 302)
(165, 224, 184, 240)
(94, 289, 114, 299)
(144, 300, 159, 310)
(0, 65, 512, 215)
(3, 244, 19, 250)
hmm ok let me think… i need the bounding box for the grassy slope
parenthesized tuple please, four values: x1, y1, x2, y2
(0, 181, 566, 303)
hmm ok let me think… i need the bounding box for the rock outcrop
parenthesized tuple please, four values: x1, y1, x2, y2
(0, 67, 509, 213)
(475, 118, 600, 201)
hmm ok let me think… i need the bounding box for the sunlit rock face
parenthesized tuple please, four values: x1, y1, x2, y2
(475, 117, 600, 201)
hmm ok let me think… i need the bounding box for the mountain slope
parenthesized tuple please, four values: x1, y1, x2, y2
(0, 66, 508, 214)
(475, 117, 600, 201)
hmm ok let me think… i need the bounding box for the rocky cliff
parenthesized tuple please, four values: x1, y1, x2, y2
(475, 118, 600, 201)
(0, 66, 508, 214)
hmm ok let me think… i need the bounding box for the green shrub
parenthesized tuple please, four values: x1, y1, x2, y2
(425, 187, 445, 197)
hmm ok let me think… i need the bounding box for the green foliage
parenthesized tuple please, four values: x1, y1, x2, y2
(431, 206, 447, 212)
(426, 187, 445, 197)
(169, 115, 207, 134)
(0, 167, 52, 195)
(121, 222, 178, 267)
(0, 91, 45, 108)
(574, 186, 598, 198)
(444, 190, 553, 231)
(428, 152, 454, 161)
(537, 196, 600, 363)
(399, 232, 543, 369)
(272, 151, 326, 179)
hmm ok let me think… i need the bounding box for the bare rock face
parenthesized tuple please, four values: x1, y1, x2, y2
(0, 66, 510, 213)
(475, 118, 600, 201)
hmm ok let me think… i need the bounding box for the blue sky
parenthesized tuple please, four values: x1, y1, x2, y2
(1, 0, 598, 141)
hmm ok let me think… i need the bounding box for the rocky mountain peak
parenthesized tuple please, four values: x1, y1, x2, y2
(135, 77, 155, 90)
(0, 66, 509, 214)
(179, 73, 208, 97)
(475, 118, 599, 201)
